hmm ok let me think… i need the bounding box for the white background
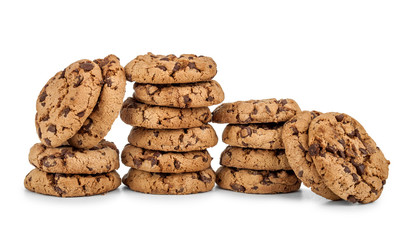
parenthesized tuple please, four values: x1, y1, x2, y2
(1, 0, 408, 239)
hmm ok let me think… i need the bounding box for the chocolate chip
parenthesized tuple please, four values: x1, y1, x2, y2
(183, 95, 191, 104)
(359, 148, 368, 155)
(265, 106, 271, 113)
(308, 143, 320, 156)
(105, 77, 113, 87)
(53, 186, 65, 195)
(39, 91, 47, 102)
(176, 187, 184, 193)
(174, 160, 181, 169)
(160, 57, 169, 61)
(199, 172, 212, 183)
(352, 173, 359, 182)
(240, 127, 252, 138)
(188, 56, 194, 60)
(230, 183, 246, 192)
(40, 115, 50, 122)
(209, 64, 212, 68)
(172, 62, 181, 72)
(343, 165, 351, 173)
(251, 186, 258, 190)
(47, 124, 56, 133)
(188, 62, 197, 70)
(106, 164, 111, 170)
(156, 65, 167, 71)
(347, 195, 357, 203)
(279, 99, 288, 105)
(206, 96, 214, 102)
(76, 111, 85, 117)
(338, 139, 346, 148)
(133, 158, 143, 168)
(73, 75, 84, 88)
(335, 114, 344, 122)
(326, 145, 337, 154)
(351, 159, 366, 175)
(291, 126, 299, 135)
(44, 138, 51, 146)
(60, 69, 66, 78)
(298, 170, 303, 177)
(337, 150, 346, 158)
(62, 107, 71, 117)
(79, 62, 94, 71)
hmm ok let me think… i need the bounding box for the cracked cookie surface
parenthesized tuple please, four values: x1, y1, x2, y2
(128, 124, 218, 152)
(125, 53, 217, 84)
(69, 55, 126, 148)
(122, 168, 215, 194)
(120, 97, 211, 129)
(212, 98, 300, 124)
(35, 59, 103, 147)
(308, 112, 390, 203)
(216, 167, 300, 194)
(133, 80, 224, 108)
(282, 111, 340, 200)
(29, 140, 119, 174)
(24, 169, 121, 197)
(220, 146, 291, 171)
(222, 123, 284, 149)
(121, 144, 212, 173)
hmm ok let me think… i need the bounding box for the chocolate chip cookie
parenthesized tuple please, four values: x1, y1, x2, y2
(128, 124, 218, 152)
(222, 123, 284, 149)
(220, 146, 291, 171)
(121, 144, 212, 173)
(24, 169, 121, 197)
(133, 80, 224, 108)
(308, 112, 390, 203)
(69, 55, 126, 149)
(29, 140, 119, 174)
(35, 59, 103, 147)
(125, 53, 217, 84)
(120, 97, 211, 129)
(212, 98, 301, 124)
(122, 168, 216, 194)
(216, 167, 301, 194)
(282, 111, 340, 200)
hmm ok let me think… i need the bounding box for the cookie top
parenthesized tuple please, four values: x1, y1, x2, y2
(216, 167, 301, 194)
(125, 53, 217, 84)
(282, 111, 340, 200)
(120, 97, 211, 129)
(128, 124, 218, 152)
(35, 59, 103, 147)
(121, 144, 212, 173)
(68, 55, 126, 148)
(308, 112, 390, 203)
(222, 123, 284, 149)
(212, 98, 301, 124)
(122, 168, 216, 195)
(133, 80, 224, 108)
(220, 146, 291, 171)
(24, 169, 121, 197)
(29, 140, 119, 174)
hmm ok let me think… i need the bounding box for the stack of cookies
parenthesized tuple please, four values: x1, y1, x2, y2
(24, 55, 126, 197)
(120, 53, 225, 194)
(212, 98, 303, 194)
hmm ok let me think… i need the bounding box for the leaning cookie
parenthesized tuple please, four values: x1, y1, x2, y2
(125, 53, 217, 84)
(308, 112, 390, 204)
(212, 98, 301, 124)
(69, 55, 126, 149)
(133, 80, 224, 108)
(121, 144, 212, 173)
(216, 167, 301, 194)
(122, 168, 216, 194)
(282, 111, 340, 200)
(24, 169, 121, 197)
(120, 97, 211, 129)
(35, 59, 102, 147)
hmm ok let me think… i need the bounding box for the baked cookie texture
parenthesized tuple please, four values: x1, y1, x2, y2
(216, 167, 301, 194)
(121, 144, 212, 173)
(308, 112, 390, 203)
(125, 53, 217, 84)
(282, 111, 340, 200)
(133, 80, 224, 108)
(122, 168, 216, 194)
(35, 59, 103, 147)
(212, 98, 300, 124)
(69, 55, 126, 149)
(24, 169, 121, 197)
(120, 97, 211, 129)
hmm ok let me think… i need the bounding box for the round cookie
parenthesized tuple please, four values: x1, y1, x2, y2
(121, 144, 212, 173)
(120, 97, 211, 129)
(212, 98, 301, 124)
(216, 167, 301, 194)
(24, 169, 121, 197)
(125, 53, 217, 84)
(282, 111, 340, 200)
(133, 80, 224, 108)
(35, 59, 103, 147)
(220, 146, 291, 171)
(128, 124, 218, 152)
(69, 55, 126, 148)
(29, 140, 119, 174)
(222, 123, 284, 149)
(308, 112, 390, 203)
(122, 168, 216, 195)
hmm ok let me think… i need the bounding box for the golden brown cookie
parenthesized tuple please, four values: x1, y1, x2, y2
(120, 97, 211, 129)
(125, 53, 217, 84)
(35, 60, 103, 147)
(122, 168, 216, 194)
(69, 55, 126, 149)
(121, 144, 212, 173)
(308, 112, 390, 203)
